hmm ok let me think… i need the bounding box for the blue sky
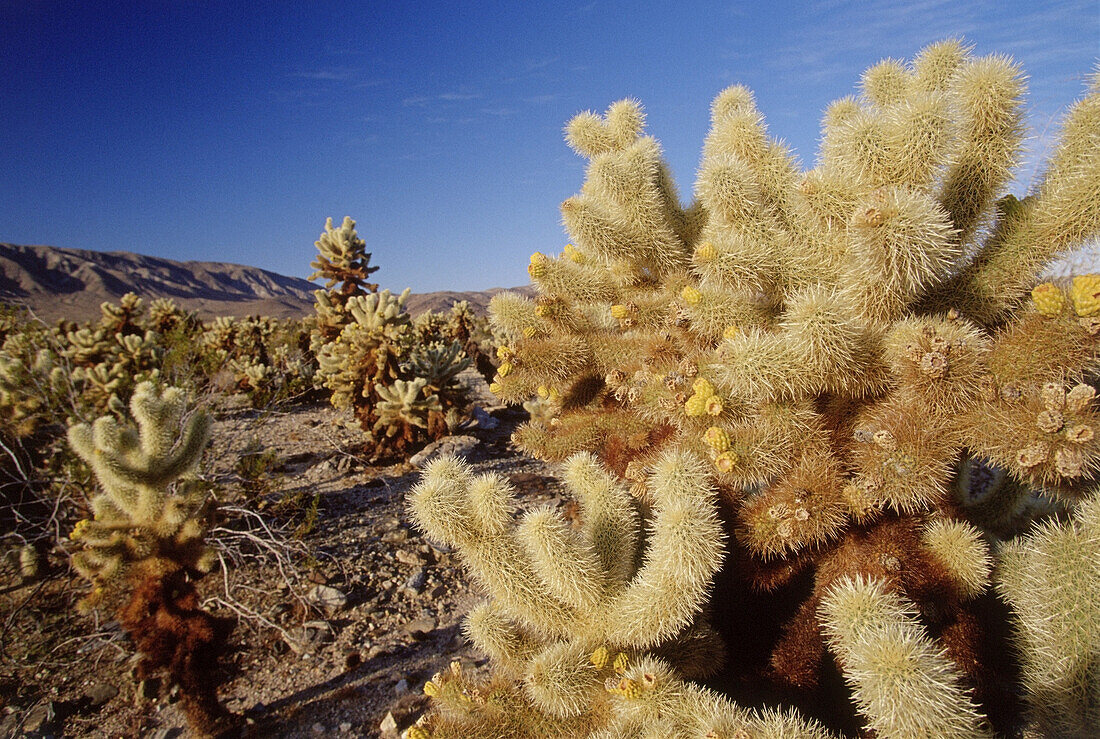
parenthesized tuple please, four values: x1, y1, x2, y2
(1, 1, 1097, 293)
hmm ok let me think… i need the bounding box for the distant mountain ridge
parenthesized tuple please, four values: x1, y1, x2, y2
(0, 244, 530, 322)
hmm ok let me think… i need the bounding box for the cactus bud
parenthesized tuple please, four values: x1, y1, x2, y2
(704, 426, 731, 452)
(613, 652, 630, 674)
(1066, 383, 1096, 412)
(562, 243, 586, 264)
(714, 451, 739, 474)
(693, 378, 715, 397)
(685, 394, 708, 417)
(529, 252, 549, 279)
(1070, 274, 1100, 316)
(1031, 282, 1065, 317)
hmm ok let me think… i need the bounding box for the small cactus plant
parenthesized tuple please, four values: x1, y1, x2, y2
(68, 382, 236, 737)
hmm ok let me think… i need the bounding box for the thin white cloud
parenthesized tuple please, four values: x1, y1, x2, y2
(406, 92, 481, 106)
(291, 68, 359, 81)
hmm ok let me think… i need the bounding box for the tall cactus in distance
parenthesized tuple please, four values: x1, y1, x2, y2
(309, 215, 381, 344)
(68, 382, 236, 738)
(415, 39, 1100, 738)
(309, 218, 472, 459)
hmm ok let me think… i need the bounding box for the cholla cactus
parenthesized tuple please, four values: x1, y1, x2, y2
(373, 377, 446, 441)
(147, 297, 190, 333)
(997, 492, 1100, 738)
(64, 324, 163, 418)
(67, 382, 214, 592)
(68, 382, 236, 736)
(0, 333, 69, 437)
(403, 341, 472, 396)
(425, 40, 1100, 736)
(99, 292, 146, 336)
(309, 216, 380, 341)
(408, 449, 730, 734)
(313, 289, 411, 436)
(309, 218, 471, 458)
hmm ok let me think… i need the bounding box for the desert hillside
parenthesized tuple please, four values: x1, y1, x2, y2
(0, 243, 530, 322)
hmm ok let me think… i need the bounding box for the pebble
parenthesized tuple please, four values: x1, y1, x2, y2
(380, 528, 409, 544)
(307, 584, 348, 614)
(379, 711, 399, 736)
(339, 722, 352, 733)
(21, 701, 55, 733)
(403, 616, 436, 640)
(408, 435, 480, 467)
(83, 682, 118, 708)
(403, 567, 427, 594)
(395, 549, 426, 567)
(394, 678, 409, 695)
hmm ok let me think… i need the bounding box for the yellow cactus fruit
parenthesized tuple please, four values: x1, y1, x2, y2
(704, 426, 731, 452)
(528, 251, 549, 279)
(705, 395, 724, 415)
(682, 285, 703, 305)
(723, 324, 740, 340)
(714, 451, 739, 474)
(522, 325, 537, 338)
(489, 382, 502, 395)
(693, 378, 716, 398)
(610, 304, 630, 319)
(423, 679, 440, 697)
(534, 303, 551, 317)
(590, 646, 610, 669)
(609, 677, 643, 698)
(695, 241, 718, 261)
(537, 385, 550, 399)
(685, 393, 708, 416)
(497, 362, 513, 378)
(613, 651, 630, 674)
(69, 519, 89, 540)
(562, 243, 586, 263)
(1071, 274, 1100, 316)
(405, 727, 431, 739)
(496, 345, 514, 361)
(1031, 282, 1065, 317)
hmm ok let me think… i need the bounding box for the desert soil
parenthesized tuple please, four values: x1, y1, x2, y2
(0, 370, 565, 738)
